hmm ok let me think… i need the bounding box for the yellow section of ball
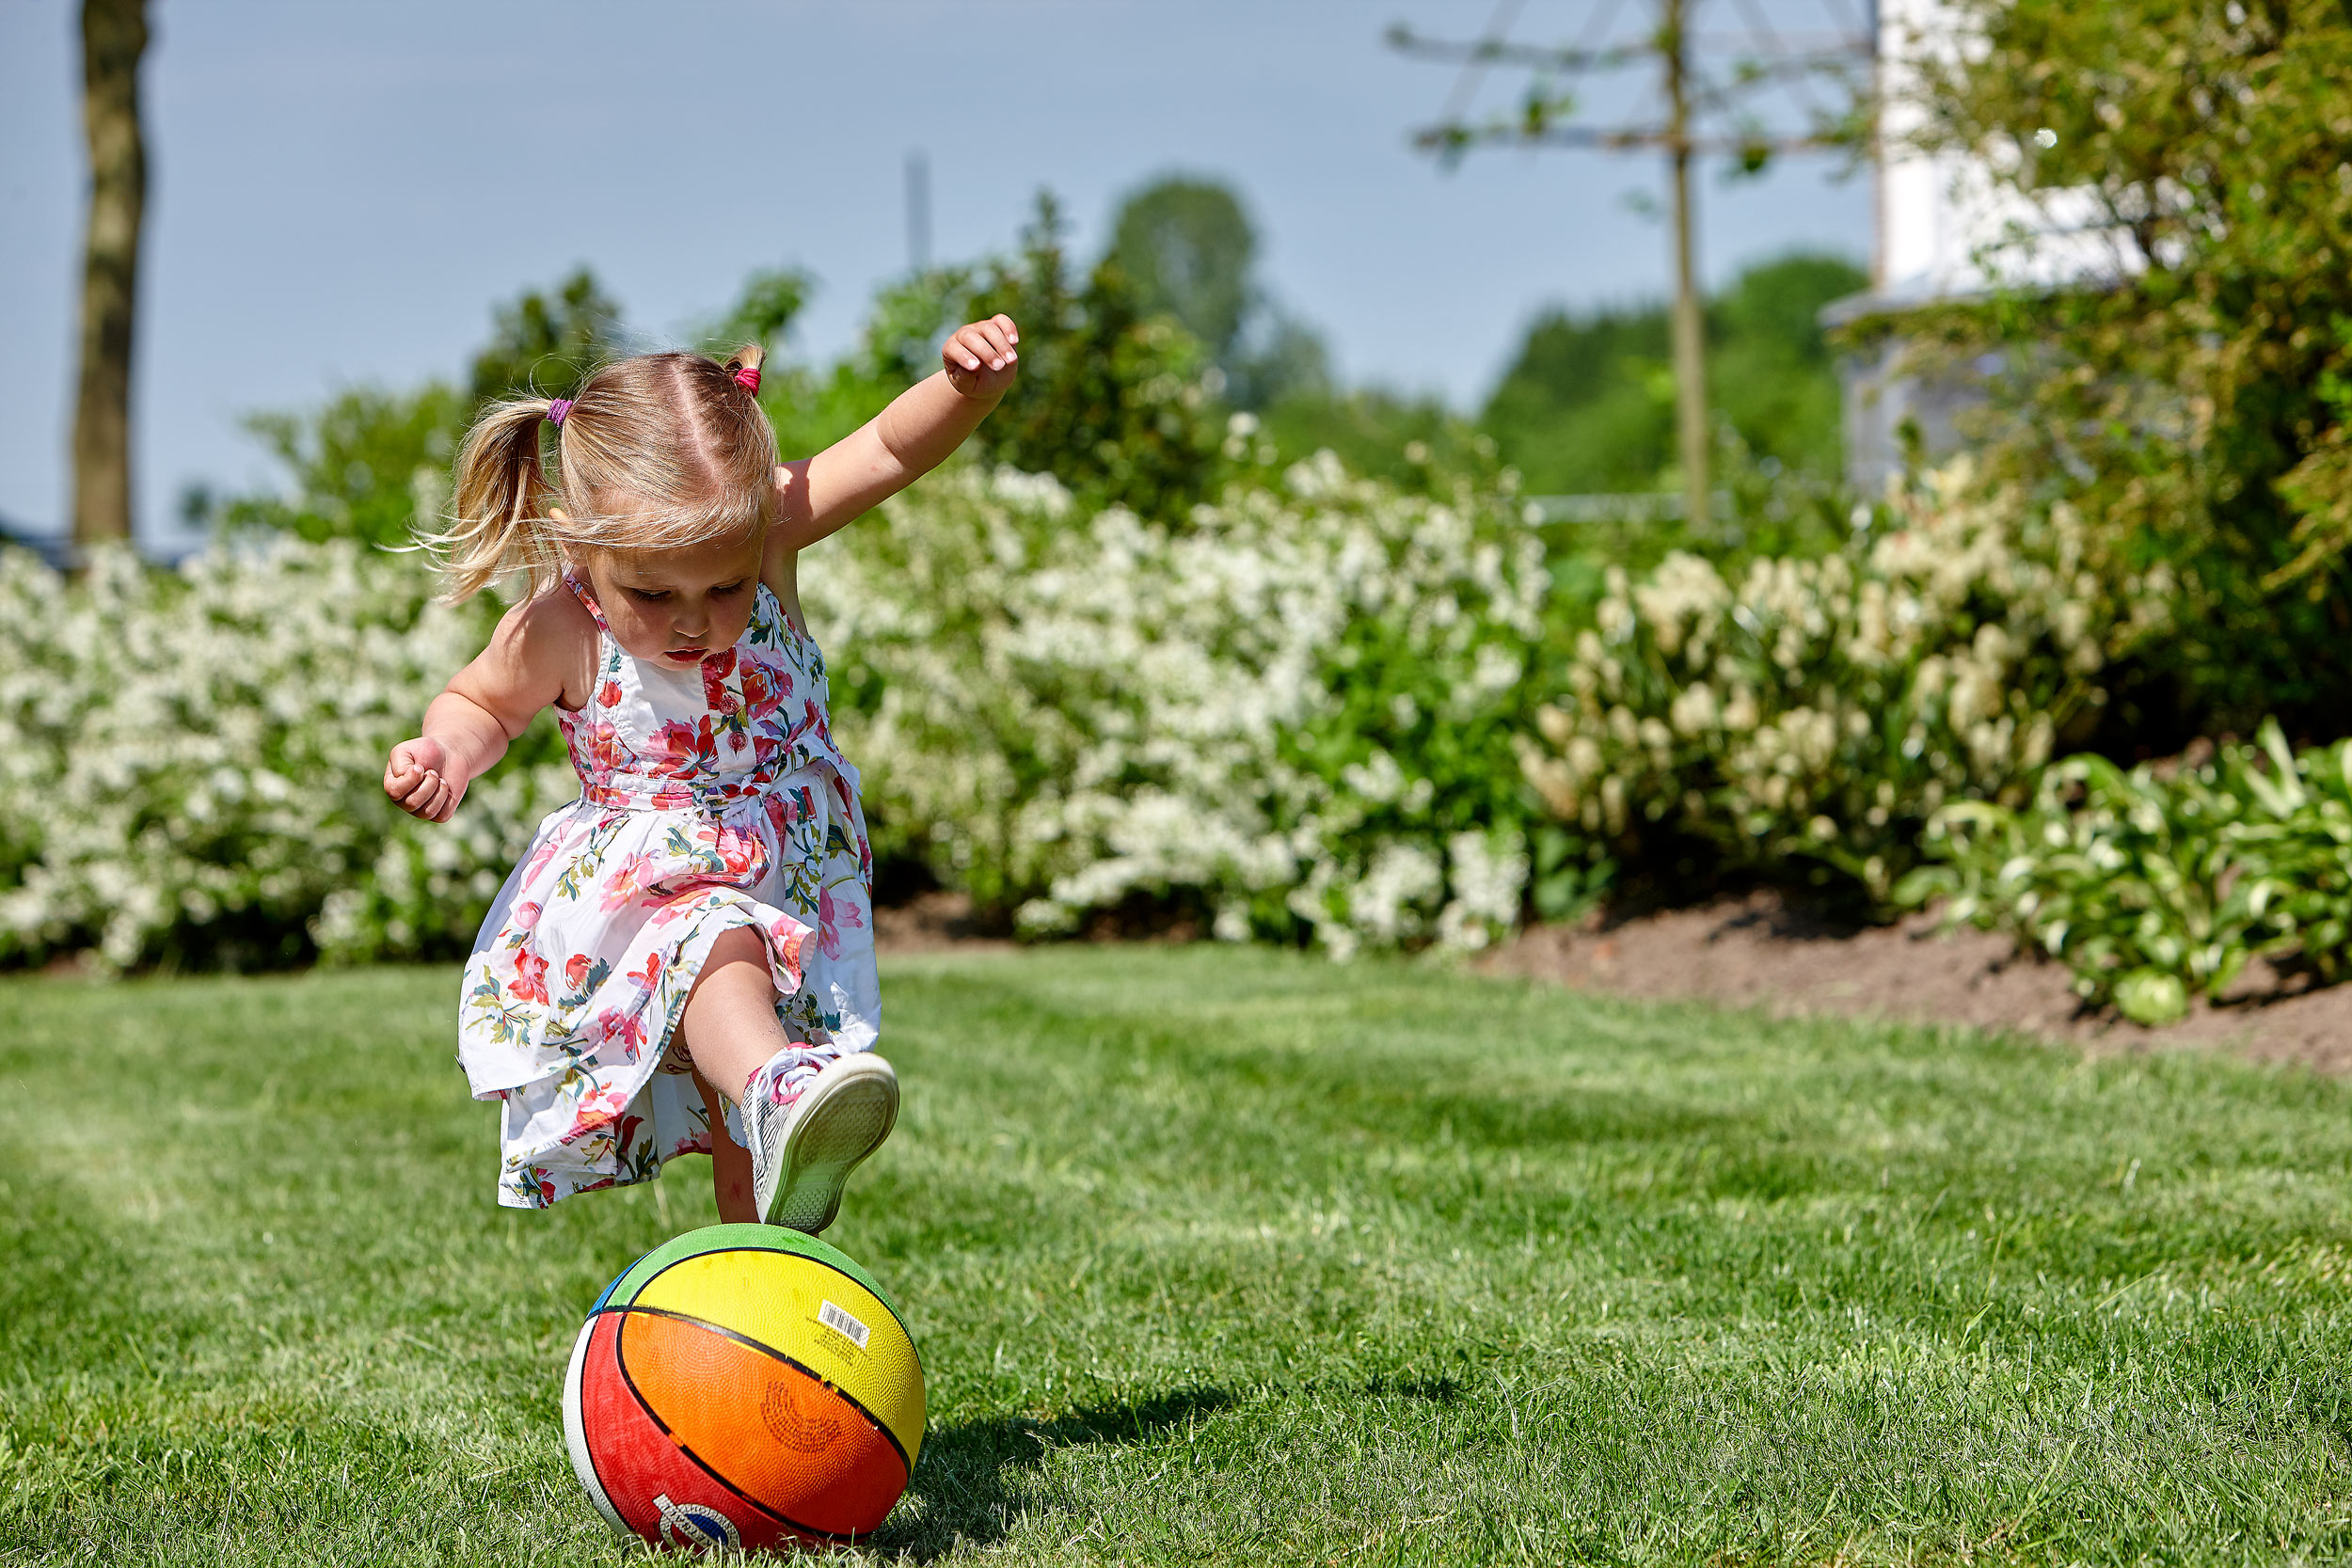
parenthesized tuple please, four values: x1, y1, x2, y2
(633, 1249, 925, 1465)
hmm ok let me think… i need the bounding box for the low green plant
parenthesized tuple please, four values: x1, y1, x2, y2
(1900, 720, 2352, 1023)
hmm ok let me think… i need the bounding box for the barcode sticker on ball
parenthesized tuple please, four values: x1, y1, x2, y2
(818, 1300, 870, 1350)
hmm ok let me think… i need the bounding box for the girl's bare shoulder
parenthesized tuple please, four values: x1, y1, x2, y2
(497, 578, 597, 651)
(463, 580, 599, 715)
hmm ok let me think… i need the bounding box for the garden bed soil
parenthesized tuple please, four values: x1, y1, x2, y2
(871, 890, 1016, 954)
(1482, 892, 2352, 1075)
(879, 887, 2352, 1074)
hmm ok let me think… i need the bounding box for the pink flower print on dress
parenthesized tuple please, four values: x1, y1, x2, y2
(740, 654, 790, 720)
(508, 946, 550, 1006)
(510, 899, 545, 935)
(644, 890, 723, 933)
(700, 649, 739, 711)
(574, 1085, 632, 1132)
(522, 832, 569, 883)
(648, 720, 700, 775)
(702, 651, 755, 755)
(764, 915, 810, 987)
(648, 716, 721, 775)
(817, 882, 866, 960)
(586, 720, 625, 774)
(693, 820, 763, 881)
(598, 850, 658, 911)
(593, 1006, 648, 1056)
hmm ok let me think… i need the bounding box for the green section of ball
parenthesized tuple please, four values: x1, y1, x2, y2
(591, 1223, 901, 1321)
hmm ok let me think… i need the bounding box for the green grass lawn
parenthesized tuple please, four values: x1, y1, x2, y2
(7, 949, 2352, 1564)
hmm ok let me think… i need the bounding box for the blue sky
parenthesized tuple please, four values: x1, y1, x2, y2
(0, 0, 1872, 545)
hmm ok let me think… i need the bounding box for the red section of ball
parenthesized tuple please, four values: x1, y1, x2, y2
(573, 1310, 817, 1553)
(617, 1309, 910, 1537)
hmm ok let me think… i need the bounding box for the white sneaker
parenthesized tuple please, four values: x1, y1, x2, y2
(742, 1053, 899, 1233)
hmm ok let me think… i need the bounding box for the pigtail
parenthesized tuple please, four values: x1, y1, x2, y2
(427, 397, 563, 603)
(722, 343, 765, 395)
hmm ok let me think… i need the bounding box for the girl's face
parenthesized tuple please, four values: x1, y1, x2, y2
(575, 518, 765, 669)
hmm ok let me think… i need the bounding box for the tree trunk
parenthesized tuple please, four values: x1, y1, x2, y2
(72, 0, 148, 550)
(1661, 0, 1708, 531)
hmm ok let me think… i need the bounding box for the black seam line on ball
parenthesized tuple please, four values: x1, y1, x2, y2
(611, 1311, 834, 1542)
(614, 1304, 914, 1477)
(573, 1319, 629, 1531)
(610, 1243, 903, 1329)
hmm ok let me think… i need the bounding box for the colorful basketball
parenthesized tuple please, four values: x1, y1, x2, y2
(562, 1224, 925, 1552)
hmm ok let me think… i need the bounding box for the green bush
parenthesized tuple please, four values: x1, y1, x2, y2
(803, 456, 1549, 957)
(1883, 0, 2352, 735)
(1513, 462, 2170, 901)
(0, 451, 1551, 970)
(0, 543, 573, 971)
(1900, 721, 2352, 1024)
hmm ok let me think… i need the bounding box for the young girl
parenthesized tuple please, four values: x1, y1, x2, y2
(384, 315, 1020, 1231)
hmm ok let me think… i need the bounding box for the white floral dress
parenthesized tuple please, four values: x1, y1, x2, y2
(458, 573, 878, 1210)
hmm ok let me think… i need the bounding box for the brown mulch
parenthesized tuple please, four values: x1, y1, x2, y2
(871, 891, 1016, 955)
(877, 886, 2352, 1075)
(1481, 891, 2352, 1075)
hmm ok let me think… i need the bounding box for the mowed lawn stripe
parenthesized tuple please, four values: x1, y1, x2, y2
(3, 949, 2352, 1563)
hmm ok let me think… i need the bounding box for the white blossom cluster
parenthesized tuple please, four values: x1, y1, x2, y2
(1517, 461, 2175, 895)
(802, 454, 1549, 957)
(0, 541, 575, 969)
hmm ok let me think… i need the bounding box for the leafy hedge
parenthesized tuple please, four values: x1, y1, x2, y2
(0, 542, 574, 971)
(13, 457, 2309, 990)
(806, 456, 1547, 957)
(0, 456, 1547, 968)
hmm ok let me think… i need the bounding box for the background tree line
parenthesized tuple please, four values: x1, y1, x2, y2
(196, 172, 1864, 549)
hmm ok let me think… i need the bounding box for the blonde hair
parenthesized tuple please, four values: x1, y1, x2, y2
(428, 345, 777, 602)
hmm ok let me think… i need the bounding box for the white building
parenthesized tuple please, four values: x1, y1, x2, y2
(1831, 0, 2130, 491)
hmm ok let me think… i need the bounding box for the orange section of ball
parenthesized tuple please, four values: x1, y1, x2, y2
(617, 1309, 911, 1538)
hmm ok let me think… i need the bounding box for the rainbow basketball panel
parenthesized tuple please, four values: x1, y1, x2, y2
(563, 1224, 924, 1551)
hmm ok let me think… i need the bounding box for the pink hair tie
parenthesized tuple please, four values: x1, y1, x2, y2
(547, 398, 574, 426)
(732, 365, 760, 394)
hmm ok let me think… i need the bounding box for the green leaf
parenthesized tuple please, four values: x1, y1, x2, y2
(2114, 968, 2189, 1027)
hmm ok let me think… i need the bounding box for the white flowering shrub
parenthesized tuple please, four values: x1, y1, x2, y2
(0, 542, 573, 970)
(1514, 462, 2174, 898)
(803, 456, 1549, 957)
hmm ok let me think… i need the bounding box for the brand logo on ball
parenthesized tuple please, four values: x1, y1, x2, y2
(652, 1493, 741, 1550)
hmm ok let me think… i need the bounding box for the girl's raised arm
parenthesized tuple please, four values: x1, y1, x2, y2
(772, 315, 1020, 550)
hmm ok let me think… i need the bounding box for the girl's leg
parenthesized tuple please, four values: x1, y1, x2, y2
(674, 924, 896, 1233)
(692, 1069, 758, 1224)
(677, 927, 795, 1107)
